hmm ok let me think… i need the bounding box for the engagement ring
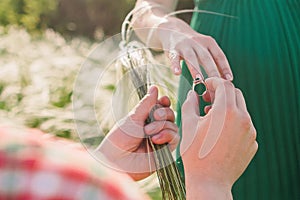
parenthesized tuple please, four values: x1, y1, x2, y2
(192, 77, 207, 96)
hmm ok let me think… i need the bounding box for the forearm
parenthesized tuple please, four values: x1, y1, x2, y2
(131, 0, 178, 48)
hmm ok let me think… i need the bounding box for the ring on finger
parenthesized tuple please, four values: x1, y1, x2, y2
(192, 77, 207, 96)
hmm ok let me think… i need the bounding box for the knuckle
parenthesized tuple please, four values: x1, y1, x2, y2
(204, 63, 219, 77)
(203, 66, 220, 77)
(240, 115, 252, 131)
(214, 53, 226, 62)
(205, 35, 216, 44)
(235, 88, 243, 95)
(253, 129, 257, 139)
(250, 127, 257, 141)
(183, 49, 195, 59)
(222, 80, 235, 91)
(200, 52, 211, 63)
(207, 69, 219, 77)
(223, 80, 234, 88)
(190, 35, 199, 40)
(252, 141, 259, 153)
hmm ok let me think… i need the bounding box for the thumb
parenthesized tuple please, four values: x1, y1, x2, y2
(130, 85, 158, 121)
(180, 90, 200, 157)
(182, 90, 200, 120)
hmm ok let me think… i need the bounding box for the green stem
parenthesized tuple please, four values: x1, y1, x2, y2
(127, 52, 186, 199)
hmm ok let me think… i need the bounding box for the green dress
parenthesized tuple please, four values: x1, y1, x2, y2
(176, 0, 300, 199)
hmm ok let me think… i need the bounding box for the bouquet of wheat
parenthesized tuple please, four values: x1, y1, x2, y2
(114, 9, 186, 200)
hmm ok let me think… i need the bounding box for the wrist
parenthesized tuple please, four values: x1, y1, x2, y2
(185, 176, 233, 200)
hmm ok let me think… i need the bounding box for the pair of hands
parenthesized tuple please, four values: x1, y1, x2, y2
(98, 78, 258, 199)
(128, 2, 257, 198)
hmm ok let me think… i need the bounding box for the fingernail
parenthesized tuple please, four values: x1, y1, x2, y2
(148, 86, 155, 94)
(174, 67, 180, 73)
(225, 74, 233, 81)
(156, 109, 165, 118)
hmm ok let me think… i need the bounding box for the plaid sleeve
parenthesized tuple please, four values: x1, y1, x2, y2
(0, 125, 149, 200)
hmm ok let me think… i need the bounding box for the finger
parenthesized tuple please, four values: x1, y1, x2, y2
(204, 105, 212, 114)
(194, 46, 221, 78)
(144, 121, 178, 136)
(180, 91, 201, 155)
(158, 96, 171, 107)
(131, 85, 158, 121)
(171, 56, 182, 75)
(202, 77, 225, 104)
(208, 44, 233, 80)
(167, 50, 182, 75)
(205, 78, 236, 110)
(181, 49, 203, 79)
(153, 107, 175, 122)
(151, 129, 179, 148)
(202, 90, 213, 103)
(182, 90, 200, 120)
(235, 88, 248, 112)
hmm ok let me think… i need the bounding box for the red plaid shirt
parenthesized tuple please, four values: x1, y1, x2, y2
(0, 125, 149, 200)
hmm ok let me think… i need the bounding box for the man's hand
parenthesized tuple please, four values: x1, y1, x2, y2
(181, 78, 258, 199)
(98, 86, 179, 181)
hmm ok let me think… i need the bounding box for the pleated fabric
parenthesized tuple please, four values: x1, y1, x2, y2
(176, 0, 300, 199)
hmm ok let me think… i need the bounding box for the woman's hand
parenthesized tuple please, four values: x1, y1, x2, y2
(98, 86, 179, 181)
(157, 17, 233, 80)
(133, 0, 233, 80)
(180, 77, 258, 199)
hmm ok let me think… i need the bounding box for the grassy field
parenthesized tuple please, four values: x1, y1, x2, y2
(0, 26, 93, 139)
(0, 26, 181, 199)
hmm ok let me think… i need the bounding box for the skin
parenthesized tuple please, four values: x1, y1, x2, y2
(132, 0, 233, 80)
(181, 78, 258, 199)
(99, 78, 258, 200)
(0, 79, 257, 200)
(98, 86, 179, 181)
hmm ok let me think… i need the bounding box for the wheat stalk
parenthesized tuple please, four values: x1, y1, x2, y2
(117, 7, 236, 199)
(118, 41, 185, 199)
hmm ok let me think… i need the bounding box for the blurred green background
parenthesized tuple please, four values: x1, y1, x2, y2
(0, 0, 193, 40)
